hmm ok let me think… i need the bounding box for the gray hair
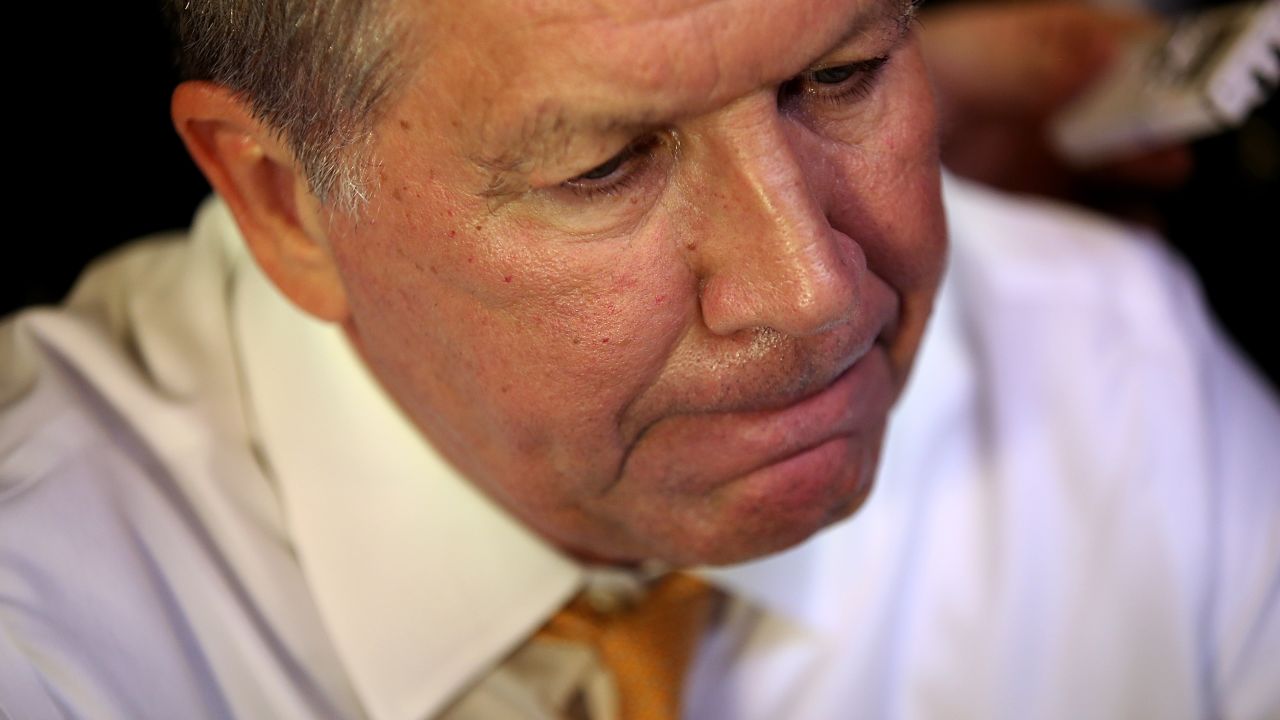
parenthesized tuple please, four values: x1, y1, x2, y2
(162, 0, 406, 214)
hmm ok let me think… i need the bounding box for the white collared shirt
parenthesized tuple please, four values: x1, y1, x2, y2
(2, 177, 1277, 720)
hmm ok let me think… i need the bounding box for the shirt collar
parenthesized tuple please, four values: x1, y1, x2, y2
(226, 212, 583, 720)
(214, 182, 962, 717)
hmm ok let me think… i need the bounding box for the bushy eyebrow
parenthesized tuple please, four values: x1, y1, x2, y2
(470, 0, 918, 199)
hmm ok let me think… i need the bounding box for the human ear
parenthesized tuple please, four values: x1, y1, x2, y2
(171, 80, 349, 322)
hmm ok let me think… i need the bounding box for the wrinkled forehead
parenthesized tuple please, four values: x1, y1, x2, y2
(388, 0, 914, 184)
(401, 0, 912, 113)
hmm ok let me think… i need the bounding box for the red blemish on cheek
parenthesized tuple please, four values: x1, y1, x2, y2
(446, 210, 454, 217)
(654, 295, 665, 304)
(449, 230, 457, 238)
(601, 337, 610, 344)
(503, 275, 513, 283)
(467, 257, 475, 264)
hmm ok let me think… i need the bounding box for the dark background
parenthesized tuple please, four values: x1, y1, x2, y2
(5, 2, 1276, 389)
(5, 5, 210, 315)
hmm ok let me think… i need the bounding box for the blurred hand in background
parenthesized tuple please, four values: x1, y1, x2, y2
(919, 0, 1194, 199)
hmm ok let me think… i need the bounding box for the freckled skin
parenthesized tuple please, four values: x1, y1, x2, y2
(324, 0, 945, 566)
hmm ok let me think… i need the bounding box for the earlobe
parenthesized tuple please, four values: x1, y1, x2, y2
(171, 81, 350, 323)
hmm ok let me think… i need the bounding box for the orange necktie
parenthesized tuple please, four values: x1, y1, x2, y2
(535, 573, 717, 720)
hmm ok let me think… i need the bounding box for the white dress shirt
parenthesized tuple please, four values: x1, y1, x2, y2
(2, 176, 1277, 720)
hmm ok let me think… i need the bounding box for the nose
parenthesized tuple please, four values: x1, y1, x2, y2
(687, 93, 862, 338)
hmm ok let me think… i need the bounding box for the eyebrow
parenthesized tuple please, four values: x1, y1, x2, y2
(471, 0, 918, 199)
(473, 108, 663, 198)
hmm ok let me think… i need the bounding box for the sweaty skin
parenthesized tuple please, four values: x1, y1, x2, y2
(318, 0, 946, 565)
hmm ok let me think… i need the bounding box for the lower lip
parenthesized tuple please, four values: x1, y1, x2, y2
(729, 426, 880, 526)
(745, 431, 865, 497)
(711, 347, 892, 499)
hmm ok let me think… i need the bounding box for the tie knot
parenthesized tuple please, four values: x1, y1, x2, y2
(536, 573, 718, 720)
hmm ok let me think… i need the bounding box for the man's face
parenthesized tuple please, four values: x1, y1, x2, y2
(326, 0, 946, 565)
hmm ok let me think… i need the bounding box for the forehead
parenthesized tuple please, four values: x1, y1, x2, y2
(395, 0, 911, 165)
(425, 0, 905, 96)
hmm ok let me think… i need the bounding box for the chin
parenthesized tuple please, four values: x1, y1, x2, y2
(665, 437, 882, 567)
(704, 483, 875, 567)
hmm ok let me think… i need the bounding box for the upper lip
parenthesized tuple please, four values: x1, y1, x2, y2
(719, 336, 873, 417)
(702, 340, 876, 442)
(612, 333, 888, 488)
(615, 311, 893, 468)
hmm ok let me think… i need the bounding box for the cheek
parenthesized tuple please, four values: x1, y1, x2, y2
(339, 205, 696, 481)
(472, 225, 699, 484)
(826, 43, 946, 295)
(485, 234, 690, 415)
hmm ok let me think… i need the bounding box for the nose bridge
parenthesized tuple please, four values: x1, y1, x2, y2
(690, 95, 858, 338)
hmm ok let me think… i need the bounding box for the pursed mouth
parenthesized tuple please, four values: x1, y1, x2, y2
(611, 337, 895, 491)
(723, 351, 873, 467)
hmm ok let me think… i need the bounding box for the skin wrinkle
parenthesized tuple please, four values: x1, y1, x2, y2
(611, 324, 879, 493)
(534, 0, 740, 26)
(618, 256, 889, 441)
(467, 0, 914, 201)
(613, 326, 784, 447)
(312, 0, 945, 565)
(600, 84, 888, 512)
(613, 204, 889, 495)
(474, 110, 665, 201)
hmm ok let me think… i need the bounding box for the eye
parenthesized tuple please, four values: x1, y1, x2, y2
(576, 150, 631, 182)
(560, 134, 664, 199)
(812, 65, 859, 84)
(779, 56, 890, 109)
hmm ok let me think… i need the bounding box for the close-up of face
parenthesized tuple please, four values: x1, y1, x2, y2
(319, 0, 947, 566)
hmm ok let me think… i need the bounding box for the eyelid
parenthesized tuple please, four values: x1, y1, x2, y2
(811, 56, 885, 77)
(558, 132, 667, 198)
(568, 141, 643, 184)
(807, 56, 888, 91)
(777, 54, 889, 110)
(802, 15, 913, 83)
